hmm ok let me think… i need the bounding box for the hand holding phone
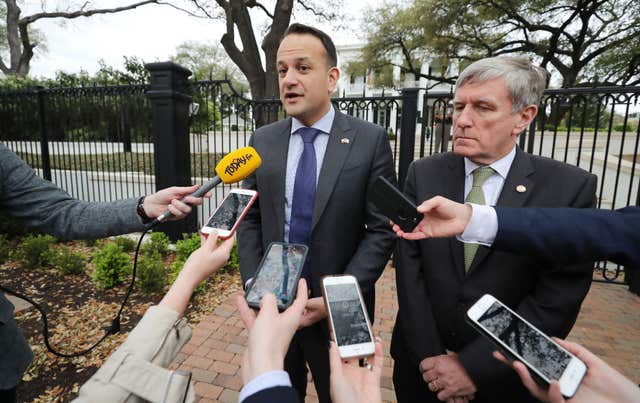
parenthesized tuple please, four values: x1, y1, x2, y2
(466, 294, 586, 398)
(201, 188, 257, 239)
(322, 275, 375, 359)
(245, 242, 308, 311)
(369, 176, 422, 232)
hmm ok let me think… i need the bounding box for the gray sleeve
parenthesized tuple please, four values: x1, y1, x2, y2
(0, 145, 146, 240)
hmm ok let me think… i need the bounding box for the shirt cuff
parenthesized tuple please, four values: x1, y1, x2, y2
(238, 370, 292, 402)
(457, 203, 498, 246)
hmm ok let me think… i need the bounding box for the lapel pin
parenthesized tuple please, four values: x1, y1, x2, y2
(341, 138, 350, 144)
(516, 185, 527, 193)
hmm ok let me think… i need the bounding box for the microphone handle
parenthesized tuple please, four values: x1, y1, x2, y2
(146, 176, 223, 228)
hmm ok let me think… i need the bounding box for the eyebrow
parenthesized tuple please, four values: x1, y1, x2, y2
(277, 56, 312, 65)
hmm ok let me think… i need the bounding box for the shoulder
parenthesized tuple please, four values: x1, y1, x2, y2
(527, 153, 596, 182)
(252, 119, 291, 139)
(410, 152, 459, 171)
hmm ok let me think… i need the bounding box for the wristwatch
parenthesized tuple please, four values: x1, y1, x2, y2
(137, 196, 151, 223)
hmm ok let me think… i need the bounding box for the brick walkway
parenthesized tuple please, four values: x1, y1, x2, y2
(171, 267, 640, 402)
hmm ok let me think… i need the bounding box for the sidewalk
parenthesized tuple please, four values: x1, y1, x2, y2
(170, 266, 640, 402)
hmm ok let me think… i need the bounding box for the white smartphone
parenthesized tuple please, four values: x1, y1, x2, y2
(200, 188, 257, 239)
(322, 275, 375, 359)
(466, 294, 587, 398)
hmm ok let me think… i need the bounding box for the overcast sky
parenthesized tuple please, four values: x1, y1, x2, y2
(20, 0, 376, 78)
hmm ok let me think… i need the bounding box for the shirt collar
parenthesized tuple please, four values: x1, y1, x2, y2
(464, 145, 517, 179)
(290, 104, 335, 135)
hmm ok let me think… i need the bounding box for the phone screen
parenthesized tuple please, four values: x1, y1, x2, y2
(245, 243, 307, 309)
(477, 302, 572, 381)
(325, 283, 372, 346)
(205, 192, 254, 230)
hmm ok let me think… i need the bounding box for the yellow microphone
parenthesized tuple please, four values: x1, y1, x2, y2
(149, 146, 261, 227)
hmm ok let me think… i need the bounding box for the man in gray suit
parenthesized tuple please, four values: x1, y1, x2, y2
(0, 143, 206, 402)
(237, 24, 396, 402)
(391, 57, 597, 403)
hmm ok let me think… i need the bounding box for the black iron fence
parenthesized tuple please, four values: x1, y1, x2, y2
(1, 63, 638, 285)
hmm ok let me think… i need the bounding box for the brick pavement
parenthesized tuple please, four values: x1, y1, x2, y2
(173, 266, 640, 402)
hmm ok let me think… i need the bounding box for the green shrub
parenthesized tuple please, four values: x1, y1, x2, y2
(14, 234, 57, 268)
(136, 253, 166, 294)
(51, 246, 86, 275)
(141, 232, 170, 257)
(114, 236, 136, 253)
(174, 233, 200, 261)
(613, 124, 637, 132)
(92, 243, 131, 289)
(0, 234, 9, 263)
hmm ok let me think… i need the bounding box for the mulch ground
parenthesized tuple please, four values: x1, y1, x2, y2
(0, 239, 242, 403)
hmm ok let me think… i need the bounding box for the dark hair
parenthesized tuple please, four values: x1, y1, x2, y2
(281, 23, 338, 67)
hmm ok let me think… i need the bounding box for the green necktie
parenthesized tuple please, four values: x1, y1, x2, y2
(463, 166, 495, 271)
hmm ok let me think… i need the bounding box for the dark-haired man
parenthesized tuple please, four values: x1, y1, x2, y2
(237, 23, 396, 402)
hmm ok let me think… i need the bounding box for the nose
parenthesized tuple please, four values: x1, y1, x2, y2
(454, 105, 472, 128)
(282, 69, 299, 88)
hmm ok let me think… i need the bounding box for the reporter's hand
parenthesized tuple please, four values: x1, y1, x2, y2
(143, 185, 211, 221)
(237, 279, 308, 384)
(159, 231, 233, 315)
(329, 337, 384, 403)
(493, 338, 640, 403)
(299, 297, 327, 328)
(392, 196, 472, 240)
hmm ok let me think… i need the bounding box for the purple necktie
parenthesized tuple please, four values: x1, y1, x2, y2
(289, 127, 320, 284)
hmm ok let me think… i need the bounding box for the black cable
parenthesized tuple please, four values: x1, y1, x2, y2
(0, 228, 150, 358)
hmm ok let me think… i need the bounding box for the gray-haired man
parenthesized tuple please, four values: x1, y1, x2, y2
(390, 57, 597, 403)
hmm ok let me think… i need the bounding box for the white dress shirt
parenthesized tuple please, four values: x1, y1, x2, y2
(284, 105, 335, 242)
(458, 145, 516, 245)
(238, 370, 292, 402)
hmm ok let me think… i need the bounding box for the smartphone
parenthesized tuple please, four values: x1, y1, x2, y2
(369, 176, 422, 232)
(245, 242, 308, 311)
(466, 294, 587, 398)
(322, 275, 375, 359)
(200, 188, 257, 238)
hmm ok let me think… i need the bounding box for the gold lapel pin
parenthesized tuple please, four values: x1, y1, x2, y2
(341, 138, 350, 144)
(516, 185, 527, 193)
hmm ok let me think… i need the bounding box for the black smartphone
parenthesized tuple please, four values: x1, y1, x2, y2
(466, 294, 586, 398)
(245, 242, 309, 311)
(369, 176, 422, 232)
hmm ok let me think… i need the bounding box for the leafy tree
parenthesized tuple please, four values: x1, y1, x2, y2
(172, 40, 244, 85)
(0, 0, 164, 77)
(360, 0, 640, 87)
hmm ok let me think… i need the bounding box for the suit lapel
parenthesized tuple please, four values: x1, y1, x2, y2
(312, 111, 355, 230)
(271, 119, 292, 241)
(446, 156, 467, 280)
(467, 147, 535, 272)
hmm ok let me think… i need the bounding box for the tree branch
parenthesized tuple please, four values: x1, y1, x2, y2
(245, 0, 274, 19)
(19, 0, 161, 25)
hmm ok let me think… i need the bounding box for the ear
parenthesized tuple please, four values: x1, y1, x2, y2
(511, 104, 538, 136)
(327, 66, 340, 94)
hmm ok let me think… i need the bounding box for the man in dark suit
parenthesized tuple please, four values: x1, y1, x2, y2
(237, 24, 396, 402)
(391, 56, 598, 403)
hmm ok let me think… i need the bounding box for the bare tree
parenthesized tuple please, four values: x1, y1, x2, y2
(189, 0, 340, 102)
(0, 0, 166, 77)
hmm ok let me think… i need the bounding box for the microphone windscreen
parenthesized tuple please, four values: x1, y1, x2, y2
(214, 146, 262, 184)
